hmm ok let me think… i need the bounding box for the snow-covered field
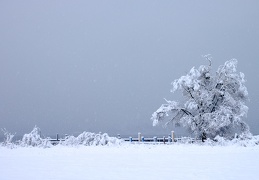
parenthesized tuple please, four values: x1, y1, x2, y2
(1, 143, 259, 180)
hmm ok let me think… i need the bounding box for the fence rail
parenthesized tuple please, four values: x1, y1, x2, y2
(122, 137, 200, 144)
(119, 131, 201, 144)
(48, 131, 201, 145)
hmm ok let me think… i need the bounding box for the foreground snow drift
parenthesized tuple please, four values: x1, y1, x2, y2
(1, 144, 259, 180)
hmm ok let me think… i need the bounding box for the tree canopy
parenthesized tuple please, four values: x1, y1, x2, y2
(151, 58, 250, 140)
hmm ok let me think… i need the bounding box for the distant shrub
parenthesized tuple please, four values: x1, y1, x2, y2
(60, 132, 123, 146)
(19, 126, 52, 148)
(1, 128, 16, 149)
(203, 133, 259, 146)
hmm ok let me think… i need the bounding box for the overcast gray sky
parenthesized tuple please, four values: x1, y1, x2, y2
(0, 1, 259, 137)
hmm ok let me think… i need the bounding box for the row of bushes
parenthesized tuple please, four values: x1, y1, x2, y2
(0, 126, 122, 148)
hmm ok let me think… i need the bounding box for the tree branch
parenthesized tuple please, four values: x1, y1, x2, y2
(181, 108, 194, 117)
(183, 86, 195, 99)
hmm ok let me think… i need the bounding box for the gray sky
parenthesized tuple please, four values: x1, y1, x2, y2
(0, 1, 259, 137)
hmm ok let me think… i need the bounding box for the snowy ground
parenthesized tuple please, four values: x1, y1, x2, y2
(1, 143, 259, 180)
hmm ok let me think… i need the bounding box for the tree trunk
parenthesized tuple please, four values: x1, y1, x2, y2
(201, 132, 207, 142)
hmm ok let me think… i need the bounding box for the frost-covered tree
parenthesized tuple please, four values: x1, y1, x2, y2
(151, 58, 250, 140)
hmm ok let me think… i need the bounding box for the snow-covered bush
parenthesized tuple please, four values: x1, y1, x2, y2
(202, 133, 259, 147)
(19, 126, 52, 148)
(0, 126, 122, 148)
(1, 128, 16, 148)
(152, 57, 250, 140)
(230, 134, 259, 147)
(60, 132, 123, 146)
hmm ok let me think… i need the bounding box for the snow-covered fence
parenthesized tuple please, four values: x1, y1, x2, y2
(123, 131, 199, 144)
(124, 136, 198, 143)
(48, 134, 64, 145)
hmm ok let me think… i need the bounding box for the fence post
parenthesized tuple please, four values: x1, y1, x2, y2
(153, 136, 157, 142)
(171, 131, 175, 142)
(138, 132, 141, 142)
(168, 135, 172, 143)
(129, 137, 132, 142)
(56, 133, 59, 141)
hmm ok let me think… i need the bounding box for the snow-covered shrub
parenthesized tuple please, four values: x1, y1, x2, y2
(60, 132, 123, 146)
(230, 134, 259, 147)
(1, 128, 16, 149)
(202, 133, 259, 147)
(213, 136, 229, 146)
(61, 135, 77, 146)
(19, 126, 52, 148)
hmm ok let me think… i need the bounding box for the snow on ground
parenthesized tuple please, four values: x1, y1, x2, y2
(1, 143, 259, 180)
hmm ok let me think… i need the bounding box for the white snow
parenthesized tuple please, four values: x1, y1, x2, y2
(1, 143, 259, 180)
